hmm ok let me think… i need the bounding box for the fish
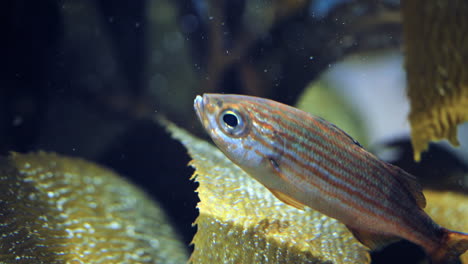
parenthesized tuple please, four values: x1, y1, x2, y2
(193, 93, 468, 264)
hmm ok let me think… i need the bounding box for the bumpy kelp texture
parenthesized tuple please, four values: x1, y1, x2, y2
(166, 121, 468, 264)
(166, 122, 371, 264)
(402, 0, 468, 161)
(0, 152, 188, 264)
(424, 190, 468, 263)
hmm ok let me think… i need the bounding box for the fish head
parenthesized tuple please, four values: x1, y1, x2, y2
(194, 94, 285, 185)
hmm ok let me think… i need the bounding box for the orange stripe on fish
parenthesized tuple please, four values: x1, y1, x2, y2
(194, 93, 468, 264)
(248, 106, 422, 219)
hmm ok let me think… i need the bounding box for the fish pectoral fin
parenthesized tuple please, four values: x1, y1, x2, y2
(266, 157, 305, 210)
(268, 188, 306, 210)
(346, 225, 400, 251)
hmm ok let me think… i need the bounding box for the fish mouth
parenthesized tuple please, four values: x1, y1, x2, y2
(194, 95, 206, 125)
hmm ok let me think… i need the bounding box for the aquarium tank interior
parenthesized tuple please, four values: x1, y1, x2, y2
(1, 0, 467, 263)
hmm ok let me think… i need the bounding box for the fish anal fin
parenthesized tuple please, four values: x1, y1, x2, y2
(268, 188, 306, 210)
(387, 164, 426, 208)
(346, 225, 400, 251)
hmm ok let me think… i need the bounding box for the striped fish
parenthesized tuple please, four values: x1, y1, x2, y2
(193, 93, 468, 264)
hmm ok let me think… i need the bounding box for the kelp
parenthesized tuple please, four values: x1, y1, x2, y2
(165, 121, 371, 264)
(1, 126, 466, 264)
(402, 0, 468, 161)
(165, 121, 468, 264)
(0, 152, 188, 264)
(424, 190, 468, 263)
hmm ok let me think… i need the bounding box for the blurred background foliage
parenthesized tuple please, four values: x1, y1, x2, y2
(1, 0, 467, 263)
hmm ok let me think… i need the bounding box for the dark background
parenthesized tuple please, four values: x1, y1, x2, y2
(2, 1, 465, 263)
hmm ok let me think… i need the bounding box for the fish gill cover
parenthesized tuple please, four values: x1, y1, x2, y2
(164, 118, 468, 264)
(0, 124, 466, 264)
(165, 119, 371, 264)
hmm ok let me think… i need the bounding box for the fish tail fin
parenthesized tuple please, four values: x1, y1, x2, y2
(429, 228, 468, 264)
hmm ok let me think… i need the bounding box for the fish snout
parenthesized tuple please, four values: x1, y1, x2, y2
(194, 95, 206, 123)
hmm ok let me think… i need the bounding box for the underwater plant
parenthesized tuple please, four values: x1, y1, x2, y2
(1, 0, 468, 263)
(165, 119, 370, 264)
(164, 117, 467, 264)
(191, 94, 468, 264)
(402, 0, 468, 161)
(0, 152, 188, 263)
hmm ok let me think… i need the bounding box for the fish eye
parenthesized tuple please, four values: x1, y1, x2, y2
(223, 112, 238, 127)
(219, 109, 247, 136)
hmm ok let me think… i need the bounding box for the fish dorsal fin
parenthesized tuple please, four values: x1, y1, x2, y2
(268, 188, 306, 210)
(319, 117, 363, 148)
(346, 225, 400, 251)
(387, 164, 426, 208)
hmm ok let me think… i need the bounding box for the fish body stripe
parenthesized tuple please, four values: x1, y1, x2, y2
(249, 101, 389, 177)
(244, 100, 435, 240)
(196, 94, 447, 252)
(249, 103, 396, 199)
(249, 118, 408, 222)
(250, 100, 419, 204)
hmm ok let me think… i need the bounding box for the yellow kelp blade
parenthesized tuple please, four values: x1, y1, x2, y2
(424, 190, 468, 263)
(166, 121, 370, 264)
(0, 152, 188, 264)
(402, 0, 468, 161)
